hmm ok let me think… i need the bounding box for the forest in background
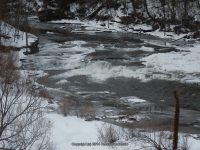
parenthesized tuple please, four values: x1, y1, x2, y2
(38, 0, 200, 36)
(0, 0, 200, 37)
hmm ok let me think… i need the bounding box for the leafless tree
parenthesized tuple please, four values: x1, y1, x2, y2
(173, 90, 180, 150)
(0, 54, 51, 150)
(133, 90, 188, 150)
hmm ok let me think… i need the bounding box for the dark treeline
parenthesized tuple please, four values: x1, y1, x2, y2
(0, 0, 29, 27)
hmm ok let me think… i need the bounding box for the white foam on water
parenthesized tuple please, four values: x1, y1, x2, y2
(53, 61, 144, 82)
(120, 96, 147, 103)
(56, 79, 69, 85)
(64, 40, 87, 46)
(52, 60, 185, 83)
(140, 46, 154, 52)
(95, 44, 154, 52)
(120, 46, 154, 52)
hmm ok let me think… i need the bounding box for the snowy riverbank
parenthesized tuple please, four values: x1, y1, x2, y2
(0, 22, 38, 50)
(49, 18, 187, 40)
(46, 113, 200, 150)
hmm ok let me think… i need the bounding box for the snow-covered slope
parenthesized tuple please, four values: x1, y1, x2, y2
(0, 22, 38, 48)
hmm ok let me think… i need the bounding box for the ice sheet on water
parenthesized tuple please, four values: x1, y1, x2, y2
(142, 44, 200, 83)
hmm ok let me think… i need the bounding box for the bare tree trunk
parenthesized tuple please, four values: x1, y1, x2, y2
(197, 0, 200, 8)
(162, 0, 166, 35)
(26, 29, 28, 52)
(183, 0, 188, 17)
(173, 90, 180, 150)
(170, 0, 177, 19)
(0, 21, 1, 45)
(0, 0, 2, 45)
(143, 0, 155, 21)
(131, 0, 137, 14)
(106, 0, 110, 29)
(25, 0, 29, 53)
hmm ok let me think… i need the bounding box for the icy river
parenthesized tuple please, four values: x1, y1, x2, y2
(20, 18, 200, 134)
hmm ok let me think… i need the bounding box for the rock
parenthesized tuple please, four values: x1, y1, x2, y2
(28, 39, 39, 54)
(23, 39, 39, 55)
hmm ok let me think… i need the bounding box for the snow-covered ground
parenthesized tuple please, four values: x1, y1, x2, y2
(46, 113, 200, 150)
(0, 22, 38, 48)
